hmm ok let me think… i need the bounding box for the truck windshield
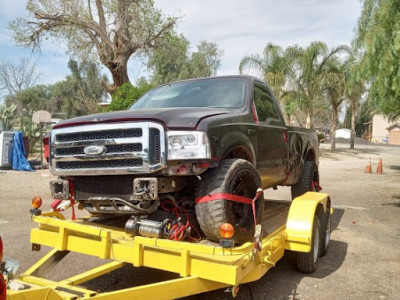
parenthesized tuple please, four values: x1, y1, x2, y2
(130, 78, 246, 109)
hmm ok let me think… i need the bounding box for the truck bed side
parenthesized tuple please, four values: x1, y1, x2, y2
(284, 126, 319, 185)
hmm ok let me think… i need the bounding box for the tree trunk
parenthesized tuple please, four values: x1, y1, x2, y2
(280, 102, 290, 124)
(306, 96, 313, 129)
(287, 113, 292, 126)
(306, 111, 312, 129)
(102, 52, 131, 95)
(330, 104, 338, 151)
(350, 101, 356, 149)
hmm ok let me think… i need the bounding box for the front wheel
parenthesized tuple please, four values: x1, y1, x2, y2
(195, 159, 264, 244)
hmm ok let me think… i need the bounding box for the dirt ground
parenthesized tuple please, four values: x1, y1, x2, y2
(1, 141, 399, 299)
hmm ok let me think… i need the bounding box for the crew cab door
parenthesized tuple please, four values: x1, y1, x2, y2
(252, 82, 288, 188)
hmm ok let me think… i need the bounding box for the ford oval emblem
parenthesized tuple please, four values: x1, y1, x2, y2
(83, 145, 105, 156)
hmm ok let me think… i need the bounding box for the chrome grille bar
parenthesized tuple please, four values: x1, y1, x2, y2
(50, 122, 166, 176)
(56, 128, 142, 143)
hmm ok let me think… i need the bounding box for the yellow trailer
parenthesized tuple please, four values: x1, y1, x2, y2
(2, 192, 331, 299)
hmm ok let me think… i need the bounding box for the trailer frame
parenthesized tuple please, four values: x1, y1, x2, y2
(4, 192, 331, 299)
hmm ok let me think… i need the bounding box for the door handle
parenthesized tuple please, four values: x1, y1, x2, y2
(247, 129, 256, 135)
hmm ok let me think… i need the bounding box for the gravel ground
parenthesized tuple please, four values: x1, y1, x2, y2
(1, 141, 399, 299)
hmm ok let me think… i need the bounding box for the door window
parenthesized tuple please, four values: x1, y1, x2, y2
(253, 84, 281, 123)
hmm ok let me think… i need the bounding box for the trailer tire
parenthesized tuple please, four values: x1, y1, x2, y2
(195, 159, 264, 244)
(296, 216, 321, 273)
(318, 208, 331, 257)
(291, 160, 319, 199)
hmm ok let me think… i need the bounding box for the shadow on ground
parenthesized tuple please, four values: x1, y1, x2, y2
(319, 148, 381, 161)
(389, 165, 400, 170)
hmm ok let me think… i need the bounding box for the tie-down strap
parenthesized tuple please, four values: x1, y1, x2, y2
(195, 189, 263, 228)
(195, 193, 253, 205)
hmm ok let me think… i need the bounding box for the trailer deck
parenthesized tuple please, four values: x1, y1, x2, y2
(4, 192, 331, 299)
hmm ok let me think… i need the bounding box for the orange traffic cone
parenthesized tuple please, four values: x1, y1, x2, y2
(376, 158, 383, 175)
(365, 158, 372, 173)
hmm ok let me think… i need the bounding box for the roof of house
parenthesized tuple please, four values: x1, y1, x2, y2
(386, 124, 400, 130)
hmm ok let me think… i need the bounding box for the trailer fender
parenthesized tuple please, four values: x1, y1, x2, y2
(284, 192, 330, 253)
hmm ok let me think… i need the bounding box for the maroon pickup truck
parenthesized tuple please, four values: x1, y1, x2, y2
(47, 76, 319, 243)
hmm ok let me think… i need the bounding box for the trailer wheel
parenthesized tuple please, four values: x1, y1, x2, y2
(318, 208, 331, 257)
(195, 159, 264, 244)
(296, 216, 321, 273)
(291, 160, 319, 199)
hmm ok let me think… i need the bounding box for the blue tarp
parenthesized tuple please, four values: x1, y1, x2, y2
(11, 131, 33, 171)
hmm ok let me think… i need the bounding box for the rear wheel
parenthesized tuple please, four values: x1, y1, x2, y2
(318, 208, 331, 257)
(296, 216, 321, 273)
(291, 160, 319, 199)
(195, 159, 264, 244)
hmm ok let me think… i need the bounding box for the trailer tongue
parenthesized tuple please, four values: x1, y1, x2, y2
(3, 192, 331, 299)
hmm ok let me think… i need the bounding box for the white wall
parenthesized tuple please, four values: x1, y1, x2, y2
(371, 115, 390, 143)
(335, 129, 351, 139)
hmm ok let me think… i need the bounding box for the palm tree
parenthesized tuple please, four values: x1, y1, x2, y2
(345, 53, 365, 149)
(320, 57, 347, 150)
(287, 42, 350, 129)
(239, 43, 292, 121)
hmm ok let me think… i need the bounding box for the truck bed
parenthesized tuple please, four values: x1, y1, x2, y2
(261, 200, 291, 237)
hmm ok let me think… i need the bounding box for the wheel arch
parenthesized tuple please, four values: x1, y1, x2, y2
(305, 147, 317, 162)
(284, 192, 330, 253)
(214, 131, 256, 165)
(225, 146, 254, 164)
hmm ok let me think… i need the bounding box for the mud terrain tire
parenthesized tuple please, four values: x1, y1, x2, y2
(195, 159, 264, 244)
(291, 160, 319, 199)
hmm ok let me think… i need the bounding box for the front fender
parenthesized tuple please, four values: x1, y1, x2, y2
(212, 130, 256, 165)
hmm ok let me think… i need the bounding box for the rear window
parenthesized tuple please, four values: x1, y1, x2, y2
(130, 78, 246, 109)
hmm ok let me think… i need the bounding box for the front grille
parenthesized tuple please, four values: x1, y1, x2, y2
(55, 144, 142, 156)
(56, 129, 142, 143)
(57, 159, 143, 170)
(149, 128, 161, 164)
(50, 122, 165, 176)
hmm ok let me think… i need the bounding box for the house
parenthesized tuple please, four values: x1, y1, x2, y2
(371, 115, 400, 144)
(387, 124, 400, 145)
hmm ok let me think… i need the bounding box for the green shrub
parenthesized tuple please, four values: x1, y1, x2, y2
(107, 82, 153, 112)
(317, 133, 326, 142)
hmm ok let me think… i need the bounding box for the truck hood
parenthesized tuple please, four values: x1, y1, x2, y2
(53, 107, 233, 130)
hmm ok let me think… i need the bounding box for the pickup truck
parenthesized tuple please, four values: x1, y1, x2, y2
(46, 75, 319, 244)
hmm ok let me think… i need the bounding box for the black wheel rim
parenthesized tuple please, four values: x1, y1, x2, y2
(325, 215, 331, 249)
(230, 170, 258, 230)
(313, 223, 320, 262)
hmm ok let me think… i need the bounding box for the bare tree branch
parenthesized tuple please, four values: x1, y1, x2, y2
(142, 20, 177, 51)
(95, 0, 107, 32)
(0, 58, 41, 96)
(87, 0, 94, 21)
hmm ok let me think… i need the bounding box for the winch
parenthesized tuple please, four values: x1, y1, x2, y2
(125, 217, 171, 239)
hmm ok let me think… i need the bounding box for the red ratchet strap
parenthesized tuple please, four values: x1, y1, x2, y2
(195, 190, 263, 227)
(312, 181, 322, 192)
(195, 193, 253, 205)
(68, 179, 76, 220)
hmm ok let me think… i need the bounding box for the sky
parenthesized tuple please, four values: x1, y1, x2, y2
(0, 0, 362, 92)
